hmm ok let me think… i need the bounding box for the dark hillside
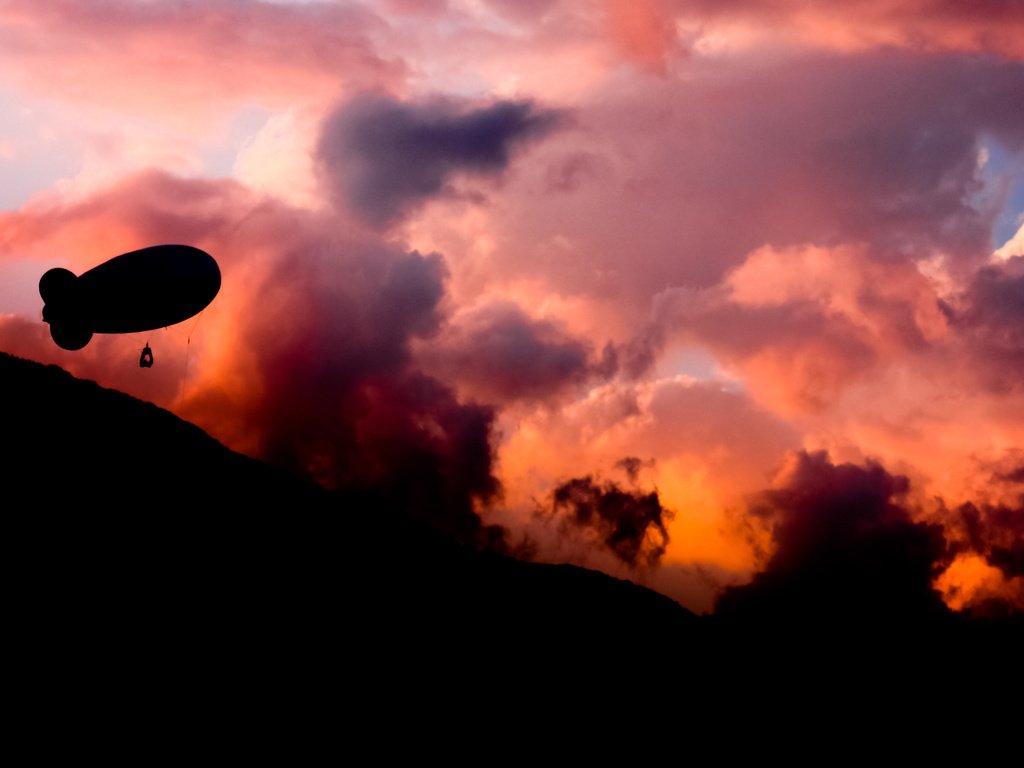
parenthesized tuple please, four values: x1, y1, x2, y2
(1, 352, 697, 690)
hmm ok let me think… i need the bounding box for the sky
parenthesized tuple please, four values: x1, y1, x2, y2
(1, 0, 1022, 617)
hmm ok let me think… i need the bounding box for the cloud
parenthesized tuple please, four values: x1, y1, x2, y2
(495, 374, 800, 597)
(715, 451, 952, 624)
(998, 466, 1024, 484)
(994, 222, 1024, 261)
(652, 243, 953, 413)
(0, 1, 402, 118)
(483, 0, 560, 23)
(953, 256, 1024, 390)
(616, 456, 650, 483)
(952, 501, 1024, 581)
(550, 474, 673, 567)
(677, 0, 1024, 58)
(317, 94, 562, 227)
(0, 169, 505, 548)
(937, 494, 1024, 614)
(419, 300, 614, 403)
(425, 52, 1024, 344)
(605, 0, 682, 72)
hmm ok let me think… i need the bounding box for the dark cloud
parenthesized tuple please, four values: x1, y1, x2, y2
(322, 371, 503, 548)
(989, 543, 1024, 580)
(998, 466, 1024, 484)
(185, 230, 504, 547)
(616, 456, 649, 483)
(422, 301, 613, 403)
(318, 94, 562, 227)
(952, 502, 1024, 581)
(550, 476, 673, 567)
(954, 256, 1024, 388)
(963, 258, 1024, 328)
(715, 451, 952, 624)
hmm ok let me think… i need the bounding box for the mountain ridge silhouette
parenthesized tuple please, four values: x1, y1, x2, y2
(6, 349, 1022, 714)
(1, 351, 697, 663)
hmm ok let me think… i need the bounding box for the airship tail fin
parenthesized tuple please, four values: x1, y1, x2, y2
(40, 268, 93, 349)
(39, 267, 78, 306)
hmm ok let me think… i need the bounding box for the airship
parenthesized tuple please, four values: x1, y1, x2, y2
(39, 244, 221, 352)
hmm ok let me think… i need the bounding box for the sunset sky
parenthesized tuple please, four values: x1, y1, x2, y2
(1, 0, 1022, 615)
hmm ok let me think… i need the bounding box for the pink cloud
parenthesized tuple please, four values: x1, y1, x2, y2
(405, 51, 1023, 338)
(0, 1, 403, 118)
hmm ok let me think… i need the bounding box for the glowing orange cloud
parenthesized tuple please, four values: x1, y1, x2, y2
(605, 0, 680, 72)
(936, 554, 1024, 614)
(674, 0, 1024, 58)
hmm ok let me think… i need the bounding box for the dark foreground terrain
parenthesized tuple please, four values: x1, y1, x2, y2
(3, 351, 1019, 718)
(1, 353, 698, 685)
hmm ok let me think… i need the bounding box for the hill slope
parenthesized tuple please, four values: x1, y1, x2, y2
(1, 352, 697, 673)
(6, 351, 1022, 716)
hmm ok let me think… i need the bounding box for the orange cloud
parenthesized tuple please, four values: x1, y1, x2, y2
(677, 0, 1024, 58)
(494, 375, 800, 600)
(605, 0, 681, 72)
(936, 554, 1024, 614)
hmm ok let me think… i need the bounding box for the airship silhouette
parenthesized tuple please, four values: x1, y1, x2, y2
(39, 244, 221, 351)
